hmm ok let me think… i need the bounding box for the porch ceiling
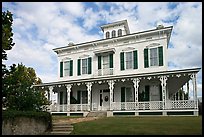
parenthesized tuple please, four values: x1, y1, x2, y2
(33, 67, 200, 87)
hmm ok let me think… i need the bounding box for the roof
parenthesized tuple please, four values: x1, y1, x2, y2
(33, 67, 201, 87)
(53, 26, 173, 53)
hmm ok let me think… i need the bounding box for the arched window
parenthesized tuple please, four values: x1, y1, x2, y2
(112, 30, 116, 38)
(106, 32, 110, 39)
(118, 29, 122, 37)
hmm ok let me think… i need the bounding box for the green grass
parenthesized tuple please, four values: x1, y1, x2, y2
(71, 116, 202, 135)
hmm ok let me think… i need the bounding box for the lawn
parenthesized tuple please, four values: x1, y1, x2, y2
(71, 116, 202, 135)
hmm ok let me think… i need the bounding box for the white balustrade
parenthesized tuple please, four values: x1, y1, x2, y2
(98, 68, 113, 76)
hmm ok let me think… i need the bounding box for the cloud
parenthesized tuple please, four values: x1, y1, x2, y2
(2, 2, 202, 97)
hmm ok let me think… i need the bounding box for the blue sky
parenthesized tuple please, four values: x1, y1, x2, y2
(2, 2, 202, 98)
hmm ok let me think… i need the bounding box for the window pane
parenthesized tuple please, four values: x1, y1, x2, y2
(64, 61, 70, 76)
(82, 59, 88, 74)
(126, 52, 133, 69)
(150, 48, 158, 66)
(103, 55, 109, 69)
(112, 30, 116, 38)
(82, 91, 88, 104)
(126, 87, 133, 102)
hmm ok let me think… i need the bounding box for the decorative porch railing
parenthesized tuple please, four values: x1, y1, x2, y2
(98, 68, 113, 76)
(49, 100, 196, 112)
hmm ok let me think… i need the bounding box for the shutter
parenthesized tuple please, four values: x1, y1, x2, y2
(88, 57, 92, 74)
(121, 87, 125, 102)
(60, 61, 63, 77)
(77, 90, 81, 104)
(159, 85, 162, 101)
(70, 60, 73, 76)
(144, 48, 149, 68)
(158, 46, 163, 66)
(133, 50, 138, 69)
(77, 59, 81, 76)
(145, 85, 150, 101)
(60, 92, 63, 105)
(98, 56, 101, 69)
(120, 52, 125, 70)
(109, 54, 113, 68)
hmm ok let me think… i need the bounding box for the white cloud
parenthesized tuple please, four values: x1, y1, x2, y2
(2, 2, 202, 96)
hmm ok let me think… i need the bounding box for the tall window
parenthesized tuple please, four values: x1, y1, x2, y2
(64, 61, 70, 76)
(126, 87, 134, 102)
(106, 31, 110, 38)
(102, 55, 109, 69)
(81, 91, 88, 104)
(150, 48, 158, 66)
(112, 30, 116, 38)
(118, 29, 122, 36)
(82, 58, 88, 74)
(125, 52, 133, 69)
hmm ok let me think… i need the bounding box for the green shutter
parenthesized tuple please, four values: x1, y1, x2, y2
(98, 56, 101, 69)
(70, 60, 73, 76)
(144, 48, 149, 68)
(77, 59, 81, 76)
(158, 46, 163, 66)
(133, 50, 138, 69)
(60, 61, 63, 77)
(60, 92, 63, 105)
(121, 87, 125, 102)
(77, 90, 81, 104)
(159, 85, 162, 101)
(120, 52, 125, 70)
(88, 57, 92, 74)
(145, 85, 150, 101)
(109, 54, 113, 68)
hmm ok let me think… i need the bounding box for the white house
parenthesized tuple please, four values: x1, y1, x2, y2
(34, 20, 200, 116)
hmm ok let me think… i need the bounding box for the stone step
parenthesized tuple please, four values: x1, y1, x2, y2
(50, 131, 72, 135)
(52, 127, 73, 131)
(87, 111, 107, 117)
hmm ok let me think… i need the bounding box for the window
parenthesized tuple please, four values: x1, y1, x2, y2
(81, 91, 88, 104)
(106, 31, 110, 38)
(64, 61, 70, 76)
(125, 52, 133, 69)
(118, 29, 122, 36)
(102, 55, 109, 69)
(150, 48, 158, 66)
(126, 87, 134, 102)
(121, 87, 134, 102)
(82, 58, 88, 74)
(144, 46, 163, 68)
(112, 30, 116, 38)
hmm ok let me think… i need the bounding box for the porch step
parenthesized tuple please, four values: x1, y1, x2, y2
(50, 123, 74, 135)
(87, 111, 107, 117)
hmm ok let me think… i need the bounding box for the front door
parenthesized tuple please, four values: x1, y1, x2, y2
(99, 89, 110, 110)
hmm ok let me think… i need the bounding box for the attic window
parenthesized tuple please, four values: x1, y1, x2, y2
(112, 30, 116, 38)
(106, 31, 110, 39)
(118, 29, 122, 36)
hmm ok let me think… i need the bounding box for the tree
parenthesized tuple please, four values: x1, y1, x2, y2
(2, 10, 15, 61)
(2, 63, 50, 111)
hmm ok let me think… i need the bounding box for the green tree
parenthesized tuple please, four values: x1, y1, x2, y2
(2, 63, 50, 111)
(2, 10, 15, 61)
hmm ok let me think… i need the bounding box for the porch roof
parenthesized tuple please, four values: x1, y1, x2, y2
(33, 67, 201, 87)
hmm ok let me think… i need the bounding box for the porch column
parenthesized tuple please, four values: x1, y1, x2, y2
(190, 73, 198, 109)
(66, 84, 72, 112)
(86, 82, 92, 111)
(159, 75, 168, 110)
(108, 80, 115, 110)
(133, 78, 140, 110)
(48, 86, 54, 105)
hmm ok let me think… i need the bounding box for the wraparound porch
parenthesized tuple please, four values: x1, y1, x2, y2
(33, 68, 200, 116)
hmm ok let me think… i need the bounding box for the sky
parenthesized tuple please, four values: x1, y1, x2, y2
(2, 2, 202, 99)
